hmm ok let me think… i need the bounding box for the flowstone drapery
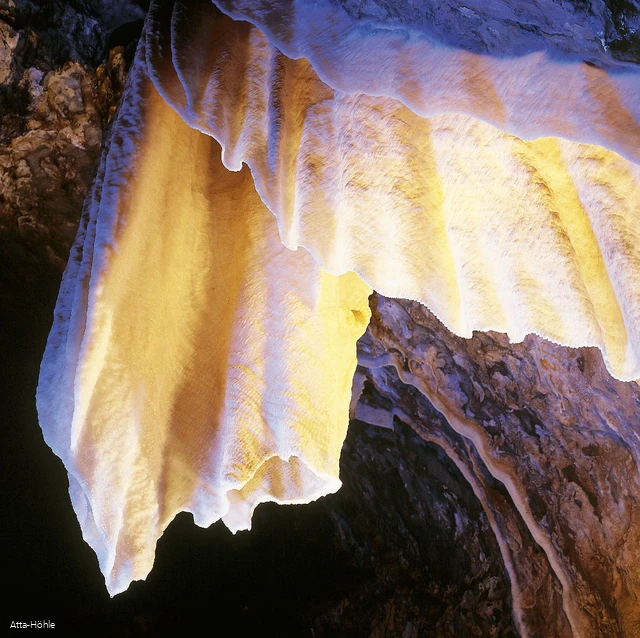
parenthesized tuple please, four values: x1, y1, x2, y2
(36, 0, 640, 601)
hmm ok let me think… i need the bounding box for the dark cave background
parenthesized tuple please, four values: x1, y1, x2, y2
(2, 1, 640, 635)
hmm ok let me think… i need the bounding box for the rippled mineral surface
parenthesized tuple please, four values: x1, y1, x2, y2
(3, 0, 640, 635)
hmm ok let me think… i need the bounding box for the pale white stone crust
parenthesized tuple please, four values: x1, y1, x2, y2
(37, 0, 640, 596)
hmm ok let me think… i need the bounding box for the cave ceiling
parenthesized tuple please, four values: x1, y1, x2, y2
(2, 0, 640, 635)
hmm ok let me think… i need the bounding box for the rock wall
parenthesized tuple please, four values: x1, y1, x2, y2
(358, 295, 640, 636)
(0, 0, 139, 305)
(3, 0, 640, 635)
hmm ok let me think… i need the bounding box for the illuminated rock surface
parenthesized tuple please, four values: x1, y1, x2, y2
(360, 295, 640, 636)
(3, 0, 640, 635)
(148, 0, 640, 381)
(36, 0, 640, 597)
(212, 0, 640, 162)
(36, 36, 370, 594)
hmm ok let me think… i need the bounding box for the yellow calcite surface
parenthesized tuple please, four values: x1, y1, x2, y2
(149, 4, 640, 380)
(37, 40, 371, 595)
(37, 0, 640, 597)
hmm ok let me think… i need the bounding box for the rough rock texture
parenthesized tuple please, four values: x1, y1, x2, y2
(149, 0, 640, 384)
(333, 0, 640, 63)
(308, 419, 518, 637)
(0, 0, 138, 310)
(3, 0, 640, 635)
(357, 295, 640, 636)
(36, 37, 372, 595)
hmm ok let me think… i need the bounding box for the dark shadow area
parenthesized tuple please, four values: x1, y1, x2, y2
(9, 1, 148, 68)
(0, 237, 513, 634)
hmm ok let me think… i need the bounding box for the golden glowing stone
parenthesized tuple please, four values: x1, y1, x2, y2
(37, 0, 640, 596)
(38, 39, 371, 594)
(148, 2, 640, 381)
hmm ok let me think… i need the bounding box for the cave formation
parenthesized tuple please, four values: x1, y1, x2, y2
(3, 0, 640, 635)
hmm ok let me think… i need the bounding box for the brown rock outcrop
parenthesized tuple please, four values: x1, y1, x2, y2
(3, 1, 640, 636)
(0, 2, 132, 302)
(356, 294, 640, 636)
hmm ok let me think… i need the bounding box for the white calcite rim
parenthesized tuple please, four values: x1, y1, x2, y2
(149, 0, 640, 381)
(37, 0, 640, 597)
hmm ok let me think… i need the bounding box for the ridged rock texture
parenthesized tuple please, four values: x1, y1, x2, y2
(3, 0, 640, 635)
(148, 0, 640, 379)
(358, 294, 640, 636)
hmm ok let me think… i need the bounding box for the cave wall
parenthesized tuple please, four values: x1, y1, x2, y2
(360, 295, 640, 636)
(2, 0, 640, 635)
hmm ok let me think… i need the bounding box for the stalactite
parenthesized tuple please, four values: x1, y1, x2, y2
(36, 0, 640, 602)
